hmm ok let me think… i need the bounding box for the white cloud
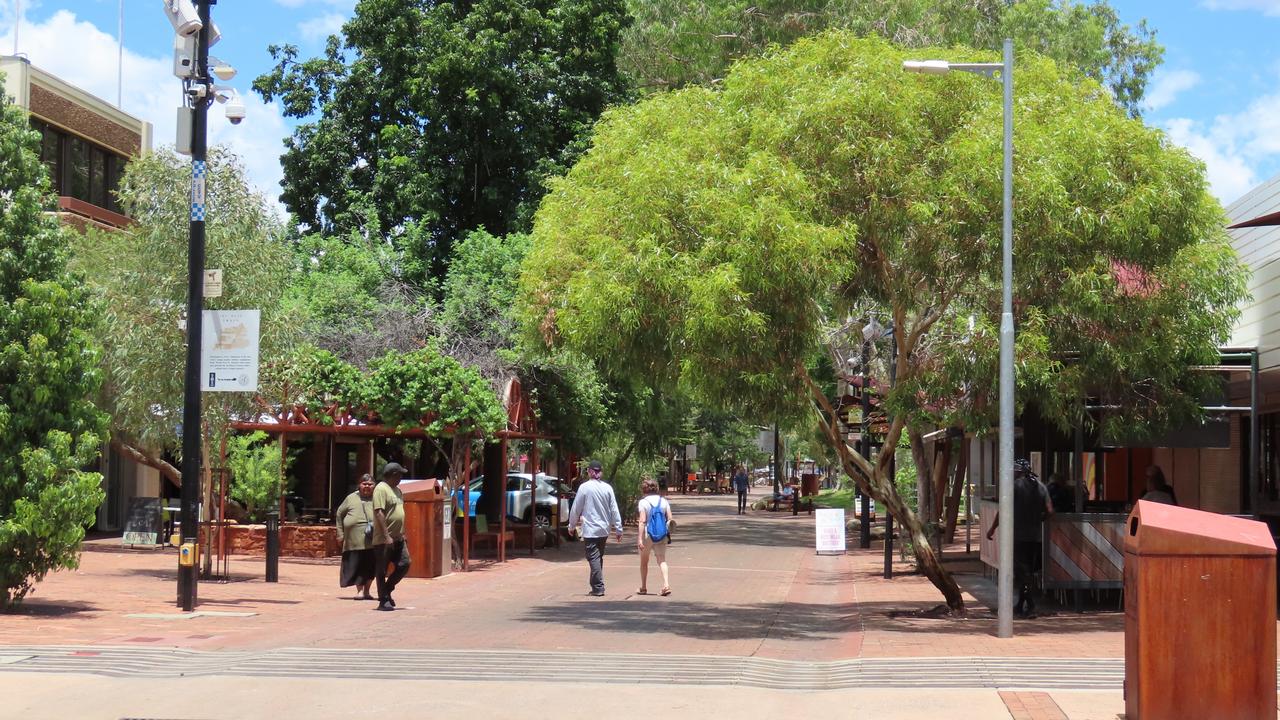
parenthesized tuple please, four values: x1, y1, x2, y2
(1163, 118, 1257, 203)
(0, 9, 289, 213)
(298, 12, 347, 43)
(1200, 0, 1280, 15)
(1143, 69, 1200, 112)
(1162, 86, 1280, 204)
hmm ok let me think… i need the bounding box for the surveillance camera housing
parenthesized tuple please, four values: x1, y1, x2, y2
(172, 35, 196, 79)
(164, 0, 202, 37)
(224, 95, 246, 125)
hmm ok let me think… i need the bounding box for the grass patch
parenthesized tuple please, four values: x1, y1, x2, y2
(814, 487, 854, 510)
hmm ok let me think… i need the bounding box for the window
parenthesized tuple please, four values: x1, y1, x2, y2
(28, 119, 131, 214)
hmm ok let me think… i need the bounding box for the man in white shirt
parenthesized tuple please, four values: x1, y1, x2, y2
(567, 460, 624, 596)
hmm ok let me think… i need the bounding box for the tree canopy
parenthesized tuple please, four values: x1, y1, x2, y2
(620, 0, 1162, 116)
(518, 33, 1246, 610)
(71, 147, 300, 486)
(253, 0, 632, 284)
(0, 84, 108, 607)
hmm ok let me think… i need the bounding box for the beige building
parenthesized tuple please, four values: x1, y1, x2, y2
(1, 55, 160, 531)
(0, 55, 151, 230)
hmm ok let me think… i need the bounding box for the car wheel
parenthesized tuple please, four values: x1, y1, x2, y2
(534, 510, 552, 531)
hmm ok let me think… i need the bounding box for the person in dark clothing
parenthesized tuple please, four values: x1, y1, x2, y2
(986, 458, 1053, 617)
(731, 465, 750, 514)
(1046, 473, 1075, 514)
(1141, 465, 1178, 506)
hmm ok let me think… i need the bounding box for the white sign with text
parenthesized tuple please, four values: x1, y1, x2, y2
(200, 310, 260, 392)
(815, 508, 846, 555)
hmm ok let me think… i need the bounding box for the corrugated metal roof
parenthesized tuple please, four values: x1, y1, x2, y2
(1226, 173, 1280, 267)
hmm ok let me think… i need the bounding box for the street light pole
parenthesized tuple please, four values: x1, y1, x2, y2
(905, 40, 1015, 637)
(177, 0, 211, 612)
(996, 38, 1015, 640)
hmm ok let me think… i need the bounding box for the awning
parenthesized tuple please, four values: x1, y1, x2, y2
(1228, 209, 1280, 229)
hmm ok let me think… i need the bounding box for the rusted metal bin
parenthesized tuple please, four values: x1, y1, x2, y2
(1124, 500, 1276, 720)
(401, 480, 451, 579)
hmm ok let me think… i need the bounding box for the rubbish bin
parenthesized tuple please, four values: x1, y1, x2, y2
(401, 479, 451, 579)
(1124, 500, 1276, 720)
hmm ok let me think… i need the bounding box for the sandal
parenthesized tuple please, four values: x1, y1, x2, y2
(660, 587, 671, 596)
(636, 588, 648, 595)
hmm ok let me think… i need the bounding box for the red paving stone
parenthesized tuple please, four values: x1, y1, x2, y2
(1000, 691, 1070, 720)
(0, 492, 1261, 668)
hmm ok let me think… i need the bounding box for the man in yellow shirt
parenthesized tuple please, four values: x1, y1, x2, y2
(371, 462, 411, 611)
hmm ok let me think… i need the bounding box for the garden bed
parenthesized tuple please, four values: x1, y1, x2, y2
(225, 523, 340, 558)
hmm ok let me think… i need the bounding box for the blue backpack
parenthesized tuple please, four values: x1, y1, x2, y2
(645, 496, 669, 541)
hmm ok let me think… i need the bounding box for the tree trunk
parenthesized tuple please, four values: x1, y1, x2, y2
(606, 439, 636, 484)
(933, 439, 951, 525)
(909, 428, 933, 529)
(944, 440, 968, 544)
(799, 366, 967, 614)
(110, 438, 181, 486)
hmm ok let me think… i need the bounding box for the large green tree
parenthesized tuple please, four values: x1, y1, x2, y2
(621, 0, 1161, 116)
(72, 147, 299, 488)
(518, 34, 1246, 612)
(253, 0, 632, 284)
(0, 86, 108, 607)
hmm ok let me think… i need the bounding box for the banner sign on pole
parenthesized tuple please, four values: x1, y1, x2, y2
(200, 309, 260, 392)
(815, 508, 846, 555)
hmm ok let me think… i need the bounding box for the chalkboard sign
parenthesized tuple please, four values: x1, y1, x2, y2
(122, 497, 163, 545)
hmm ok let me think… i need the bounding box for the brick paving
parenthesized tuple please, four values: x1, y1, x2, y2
(0, 492, 1268, 718)
(0, 492, 1122, 660)
(999, 691, 1070, 720)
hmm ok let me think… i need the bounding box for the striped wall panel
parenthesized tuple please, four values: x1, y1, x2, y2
(1044, 517, 1126, 589)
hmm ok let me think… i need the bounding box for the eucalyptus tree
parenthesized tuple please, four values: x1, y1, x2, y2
(518, 34, 1246, 612)
(0, 86, 108, 607)
(621, 0, 1161, 117)
(71, 147, 300, 487)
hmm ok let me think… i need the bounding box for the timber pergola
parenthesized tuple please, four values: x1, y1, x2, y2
(228, 376, 566, 573)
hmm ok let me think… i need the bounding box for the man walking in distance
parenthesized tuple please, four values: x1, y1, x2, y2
(567, 460, 623, 596)
(986, 458, 1053, 617)
(732, 465, 750, 515)
(371, 462, 412, 611)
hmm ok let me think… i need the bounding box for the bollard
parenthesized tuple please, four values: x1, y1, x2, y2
(265, 510, 280, 583)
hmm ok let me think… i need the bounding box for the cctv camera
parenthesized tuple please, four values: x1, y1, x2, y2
(224, 94, 246, 125)
(163, 0, 202, 37)
(172, 35, 196, 79)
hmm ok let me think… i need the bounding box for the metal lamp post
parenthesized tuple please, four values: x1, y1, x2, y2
(165, 0, 241, 611)
(905, 39, 1015, 638)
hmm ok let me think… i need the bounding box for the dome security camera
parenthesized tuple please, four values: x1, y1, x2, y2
(224, 94, 246, 125)
(163, 0, 202, 37)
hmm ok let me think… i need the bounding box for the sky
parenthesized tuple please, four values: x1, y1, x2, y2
(0, 1, 1278, 212)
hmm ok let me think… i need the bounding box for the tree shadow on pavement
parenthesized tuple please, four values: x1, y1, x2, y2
(2, 600, 99, 616)
(671, 516, 814, 549)
(520, 599, 859, 642)
(855, 599, 1123, 637)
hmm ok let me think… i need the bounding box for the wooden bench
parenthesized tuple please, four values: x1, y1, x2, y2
(771, 489, 814, 515)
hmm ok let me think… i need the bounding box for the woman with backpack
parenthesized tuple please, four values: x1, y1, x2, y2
(636, 477, 672, 596)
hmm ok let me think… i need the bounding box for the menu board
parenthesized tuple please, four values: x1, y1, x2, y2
(122, 497, 163, 546)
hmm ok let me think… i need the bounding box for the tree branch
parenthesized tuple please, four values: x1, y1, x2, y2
(110, 438, 181, 487)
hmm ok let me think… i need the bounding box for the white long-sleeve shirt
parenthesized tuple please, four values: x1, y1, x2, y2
(567, 479, 623, 539)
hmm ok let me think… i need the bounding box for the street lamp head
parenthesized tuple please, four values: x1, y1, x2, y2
(902, 60, 950, 75)
(209, 56, 237, 81)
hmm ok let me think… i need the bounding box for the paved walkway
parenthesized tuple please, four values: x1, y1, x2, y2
(0, 493, 1189, 718)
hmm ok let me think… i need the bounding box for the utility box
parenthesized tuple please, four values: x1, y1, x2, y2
(401, 480, 451, 579)
(1124, 500, 1276, 720)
